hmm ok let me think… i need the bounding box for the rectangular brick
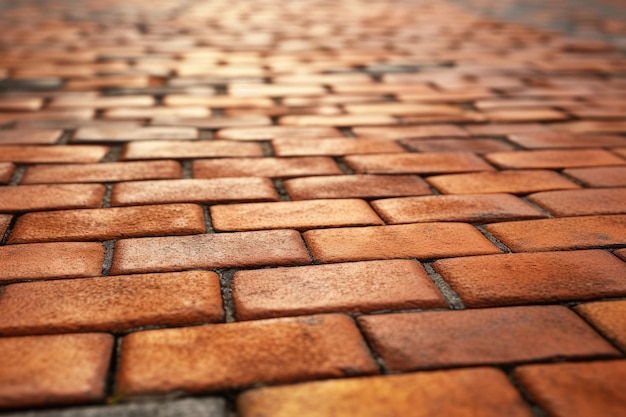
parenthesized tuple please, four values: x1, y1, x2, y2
(229, 84, 326, 97)
(0, 184, 105, 213)
(484, 108, 569, 122)
(433, 250, 626, 307)
(0, 97, 43, 112)
(117, 315, 377, 398)
(150, 115, 272, 129)
(345, 153, 494, 174)
(103, 107, 211, 120)
(164, 95, 274, 108)
(507, 132, 626, 149)
(304, 223, 501, 263)
(528, 188, 626, 216)
(279, 115, 397, 127)
(551, 121, 626, 134)
(74, 127, 198, 142)
(273, 138, 405, 156)
(0, 145, 109, 163)
(0, 271, 223, 336)
(403, 138, 514, 154)
(193, 157, 342, 179)
(575, 300, 626, 351)
(111, 229, 310, 275)
(0, 162, 15, 184)
(486, 149, 626, 169)
(564, 166, 626, 187)
(50, 95, 155, 108)
(122, 140, 263, 160)
(283, 95, 388, 107)
(0, 109, 95, 124)
(345, 103, 465, 116)
(464, 123, 550, 136)
(0, 129, 62, 145)
(216, 126, 341, 141)
(359, 306, 618, 370)
(353, 125, 468, 139)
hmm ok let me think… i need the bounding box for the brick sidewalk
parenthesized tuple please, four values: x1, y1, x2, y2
(1, 0, 625, 416)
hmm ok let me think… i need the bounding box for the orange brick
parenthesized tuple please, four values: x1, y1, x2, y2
(615, 248, 626, 262)
(284, 174, 431, 200)
(0, 184, 105, 213)
(464, 123, 550, 136)
(403, 138, 514, 153)
(238, 368, 533, 417)
(51, 95, 155, 108)
(575, 300, 626, 350)
(508, 132, 626, 149)
(0, 129, 62, 145)
(372, 194, 545, 224)
(283, 95, 388, 107)
(0, 109, 95, 123)
(211, 199, 383, 231)
(304, 223, 500, 263)
(564, 166, 626, 187)
(484, 108, 569, 122)
(0, 333, 113, 409)
(74, 126, 198, 142)
(111, 178, 277, 206)
(0, 97, 43, 112)
(433, 250, 626, 307)
(0, 162, 15, 184)
(151, 115, 272, 129)
(514, 361, 626, 417)
(528, 188, 626, 216)
(0, 214, 11, 236)
(103, 107, 211, 120)
(279, 115, 397, 127)
(117, 315, 377, 398)
(9, 204, 205, 243)
(402, 111, 487, 124)
(122, 140, 263, 159)
(111, 229, 310, 275)
(485, 215, 626, 251)
(216, 126, 341, 140)
(353, 125, 468, 139)
(485, 149, 626, 169)
(359, 306, 618, 370)
(233, 260, 446, 320)
(427, 170, 580, 194)
(345, 103, 465, 116)
(551, 120, 626, 133)
(0, 145, 108, 163)
(273, 138, 405, 156)
(164, 95, 274, 108)
(229, 84, 326, 97)
(193, 157, 342, 179)
(0, 270, 223, 336)
(332, 83, 436, 95)
(345, 153, 493, 174)
(22, 160, 182, 184)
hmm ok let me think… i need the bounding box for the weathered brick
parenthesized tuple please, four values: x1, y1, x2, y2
(51, 95, 155, 108)
(528, 188, 626, 216)
(345, 103, 465, 116)
(345, 153, 493, 174)
(122, 140, 263, 159)
(216, 126, 340, 141)
(193, 157, 342, 179)
(0, 184, 105, 213)
(508, 132, 626, 149)
(464, 123, 550, 136)
(551, 120, 626, 133)
(229, 84, 326, 97)
(0, 129, 62, 145)
(486, 149, 626, 169)
(151, 115, 272, 129)
(273, 138, 405, 156)
(0, 145, 108, 163)
(563, 166, 626, 187)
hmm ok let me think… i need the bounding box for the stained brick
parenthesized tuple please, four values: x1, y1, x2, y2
(0, 184, 105, 213)
(528, 188, 626, 216)
(0, 129, 62, 145)
(359, 306, 618, 370)
(74, 127, 198, 142)
(122, 140, 263, 160)
(279, 115, 397, 127)
(216, 126, 341, 141)
(486, 149, 626, 169)
(273, 138, 405, 156)
(507, 132, 626, 149)
(433, 250, 626, 307)
(403, 138, 514, 153)
(0, 145, 109, 163)
(345, 153, 493, 174)
(353, 125, 468, 139)
(0, 162, 15, 184)
(117, 315, 377, 398)
(564, 166, 626, 187)
(193, 157, 342, 179)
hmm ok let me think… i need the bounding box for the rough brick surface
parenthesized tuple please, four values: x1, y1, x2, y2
(74, 127, 198, 142)
(486, 149, 626, 169)
(575, 301, 626, 351)
(216, 126, 340, 141)
(0, 214, 11, 237)
(273, 138, 405, 156)
(527, 188, 626, 216)
(193, 157, 342, 179)
(0, 162, 15, 184)
(563, 166, 626, 187)
(122, 140, 263, 160)
(345, 153, 494, 174)
(0, 184, 105, 213)
(0, 145, 109, 163)
(0, 129, 62, 145)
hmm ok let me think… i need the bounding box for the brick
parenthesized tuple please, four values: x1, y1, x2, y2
(0, 109, 95, 124)
(238, 368, 533, 417)
(402, 111, 487, 124)
(345, 153, 494, 174)
(0, 97, 43, 112)
(22, 160, 182, 184)
(613, 147, 626, 159)
(151, 115, 272, 129)
(433, 250, 626, 307)
(111, 230, 310, 275)
(117, 314, 377, 397)
(0, 145, 108, 163)
(211, 199, 383, 231)
(576, 300, 626, 351)
(229, 84, 326, 97)
(284, 174, 431, 200)
(103, 107, 211, 120)
(51, 95, 155, 108)
(403, 138, 514, 153)
(359, 306, 618, 371)
(528, 188, 626, 216)
(111, 178, 277, 206)
(9, 204, 205, 243)
(164, 95, 274, 108)
(0, 162, 15, 183)
(122, 140, 263, 160)
(274, 74, 372, 85)
(427, 170, 580, 194)
(193, 157, 341, 179)
(551, 120, 626, 133)
(0, 333, 113, 409)
(332, 83, 436, 95)
(74, 126, 198, 142)
(233, 260, 446, 320)
(273, 138, 405, 156)
(486, 149, 626, 169)
(615, 248, 626, 262)
(0, 129, 62, 145)
(0, 270, 223, 336)
(0, 214, 10, 237)
(283, 95, 388, 107)
(353, 125, 468, 139)
(345, 103, 465, 116)
(514, 361, 626, 417)
(485, 215, 626, 251)
(372, 194, 545, 224)
(484, 108, 569, 122)
(508, 132, 626, 149)
(0, 184, 105, 213)
(279, 114, 397, 127)
(464, 123, 550, 136)
(65, 76, 149, 91)
(304, 223, 500, 263)
(216, 126, 341, 141)
(563, 166, 626, 187)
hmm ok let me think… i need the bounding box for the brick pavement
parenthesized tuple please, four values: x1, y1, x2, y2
(0, 0, 625, 415)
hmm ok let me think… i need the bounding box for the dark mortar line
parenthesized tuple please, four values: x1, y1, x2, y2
(422, 262, 465, 310)
(198, 129, 214, 140)
(181, 160, 193, 179)
(333, 156, 355, 174)
(570, 306, 626, 356)
(504, 369, 549, 417)
(260, 140, 275, 157)
(353, 317, 388, 374)
(201, 205, 216, 234)
(104, 335, 123, 403)
(338, 127, 355, 137)
(474, 225, 513, 253)
(101, 240, 116, 276)
(556, 169, 593, 188)
(8, 165, 26, 186)
(272, 179, 291, 201)
(101, 183, 113, 208)
(0, 215, 19, 246)
(216, 268, 237, 323)
(298, 233, 317, 266)
(57, 129, 73, 145)
(211, 108, 225, 117)
(101, 145, 124, 163)
(519, 196, 554, 218)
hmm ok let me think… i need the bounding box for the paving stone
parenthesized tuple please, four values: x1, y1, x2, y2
(528, 188, 626, 216)
(216, 126, 341, 140)
(359, 306, 619, 370)
(193, 157, 342, 179)
(345, 103, 466, 116)
(344, 152, 494, 174)
(117, 314, 377, 398)
(507, 132, 626, 149)
(233, 260, 446, 320)
(0, 145, 109, 163)
(564, 166, 626, 187)
(0, 184, 105, 213)
(514, 361, 626, 417)
(403, 138, 514, 153)
(238, 368, 533, 417)
(0, 129, 62, 145)
(353, 125, 469, 139)
(122, 140, 263, 159)
(485, 149, 626, 169)
(151, 115, 272, 129)
(74, 127, 198, 142)
(0, 162, 15, 184)
(0, 333, 113, 409)
(433, 250, 626, 307)
(272, 138, 405, 156)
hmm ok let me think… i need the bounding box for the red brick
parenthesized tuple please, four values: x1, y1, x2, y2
(273, 138, 405, 156)
(484, 108, 569, 122)
(528, 188, 626, 216)
(359, 306, 618, 371)
(229, 84, 326, 97)
(193, 157, 342, 179)
(0, 162, 15, 184)
(0, 333, 113, 409)
(111, 178, 277, 206)
(427, 170, 580, 194)
(0, 145, 108, 163)
(279, 114, 397, 127)
(564, 166, 626, 187)
(0, 270, 223, 336)
(51, 95, 155, 108)
(122, 140, 263, 160)
(0, 214, 11, 236)
(576, 300, 626, 351)
(0, 242, 103, 284)
(9, 204, 205, 243)
(103, 107, 211, 120)
(475, 98, 580, 110)
(551, 120, 626, 133)
(0, 129, 62, 145)
(397, 89, 496, 102)
(486, 149, 626, 169)
(372, 194, 545, 224)
(238, 368, 533, 417)
(284, 174, 431, 200)
(508, 132, 626, 149)
(117, 314, 377, 398)
(0, 184, 105, 213)
(464, 123, 551, 136)
(345, 153, 494, 174)
(485, 215, 626, 251)
(233, 260, 446, 320)
(211, 199, 383, 231)
(304, 223, 500, 263)
(22, 160, 182, 184)
(0, 97, 43, 112)
(216, 126, 341, 141)
(74, 126, 198, 142)
(514, 361, 626, 417)
(111, 229, 310, 275)
(403, 138, 514, 153)
(353, 125, 468, 139)
(433, 250, 626, 307)
(164, 95, 274, 108)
